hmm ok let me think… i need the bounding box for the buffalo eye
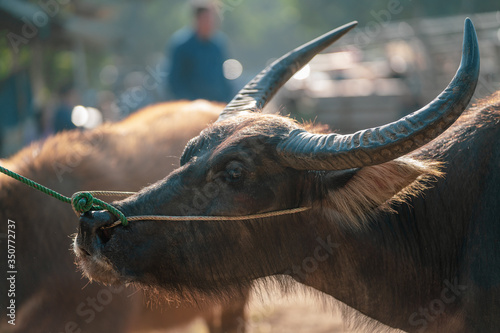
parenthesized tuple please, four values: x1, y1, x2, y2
(224, 161, 244, 183)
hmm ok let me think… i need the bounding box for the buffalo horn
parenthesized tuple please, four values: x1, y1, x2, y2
(277, 18, 480, 170)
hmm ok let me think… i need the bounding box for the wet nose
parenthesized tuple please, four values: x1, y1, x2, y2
(78, 210, 116, 254)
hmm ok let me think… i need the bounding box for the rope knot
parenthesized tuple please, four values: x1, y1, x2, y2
(71, 191, 129, 226)
(72, 192, 94, 214)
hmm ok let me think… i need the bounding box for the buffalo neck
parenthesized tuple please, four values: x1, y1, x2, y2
(290, 108, 498, 331)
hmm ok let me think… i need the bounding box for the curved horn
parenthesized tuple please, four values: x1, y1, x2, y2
(277, 18, 480, 170)
(217, 21, 358, 121)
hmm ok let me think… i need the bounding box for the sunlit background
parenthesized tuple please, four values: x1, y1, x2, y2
(1, 1, 500, 157)
(1, 1, 500, 332)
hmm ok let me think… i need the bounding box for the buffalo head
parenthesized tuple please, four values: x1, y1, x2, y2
(74, 19, 479, 305)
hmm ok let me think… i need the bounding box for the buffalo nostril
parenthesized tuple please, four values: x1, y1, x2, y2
(96, 227, 113, 244)
(80, 247, 91, 256)
(78, 210, 117, 250)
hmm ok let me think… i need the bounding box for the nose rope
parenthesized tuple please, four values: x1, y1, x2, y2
(104, 206, 311, 229)
(71, 191, 133, 225)
(1, 165, 309, 227)
(0, 164, 132, 225)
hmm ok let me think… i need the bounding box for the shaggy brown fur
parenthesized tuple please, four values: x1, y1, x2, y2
(325, 157, 443, 230)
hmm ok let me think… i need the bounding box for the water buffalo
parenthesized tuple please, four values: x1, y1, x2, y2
(0, 101, 249, 332)
(75, 19, 500, 332)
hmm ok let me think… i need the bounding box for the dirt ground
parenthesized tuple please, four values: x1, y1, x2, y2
(160, 289, 400, 333)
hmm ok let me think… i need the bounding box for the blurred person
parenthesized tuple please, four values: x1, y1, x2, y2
(167, 3, 233, 102)
(53, 84, 78, 133)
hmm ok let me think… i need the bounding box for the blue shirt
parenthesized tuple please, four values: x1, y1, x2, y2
(167, 28, 233, 103)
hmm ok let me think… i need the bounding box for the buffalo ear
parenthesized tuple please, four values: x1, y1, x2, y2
(322, 157, 442, 229)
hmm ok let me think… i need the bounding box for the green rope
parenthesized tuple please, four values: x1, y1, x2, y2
(0, 165, 129, 226)
(1, 164, 310, 229)
(71, 192, 129, 226)
(0, 164, 71, 204)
